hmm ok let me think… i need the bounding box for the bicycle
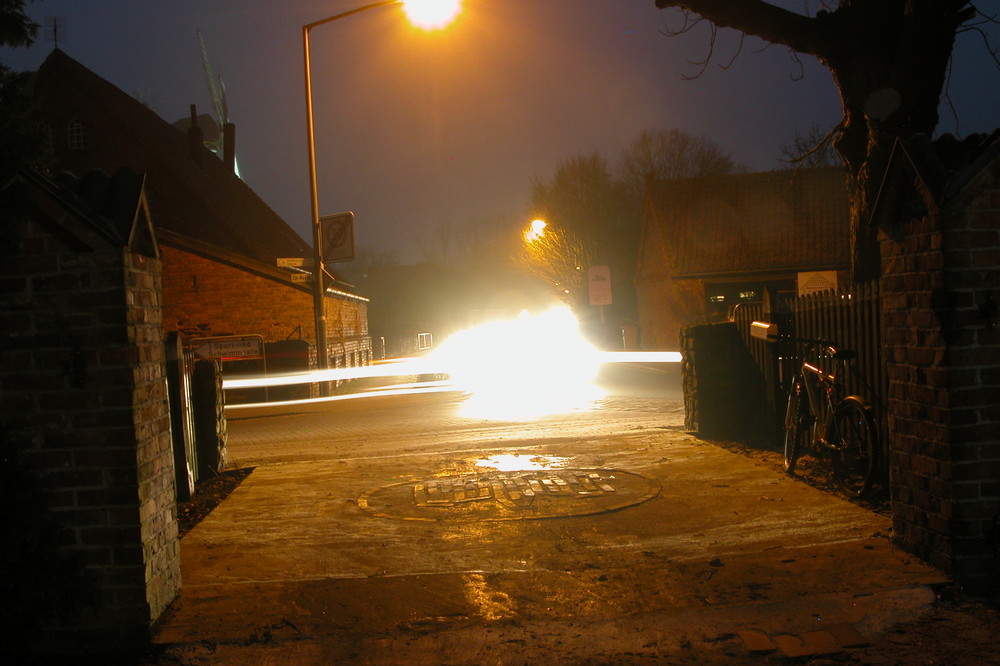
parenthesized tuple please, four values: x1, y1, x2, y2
(782, 337, 879, 498)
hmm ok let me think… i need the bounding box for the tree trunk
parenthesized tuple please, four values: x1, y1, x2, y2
(654, 0, 975, 281)
(823, 2, 967, 280)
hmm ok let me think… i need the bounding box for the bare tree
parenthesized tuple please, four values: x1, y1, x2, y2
(517, 218, 592, 308)
(0, 0, 41, 181)
(418, 220, 456, 266)
(652, 0, 996, 280)
(525, 131, 739, 318)
(778, 122, 841, 168)
(420, 214, 523, 275)
(525, 153, 625, 310)
(618, 128, 742, 204)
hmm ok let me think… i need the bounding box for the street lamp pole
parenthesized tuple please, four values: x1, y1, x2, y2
(303, 1, 399, 372)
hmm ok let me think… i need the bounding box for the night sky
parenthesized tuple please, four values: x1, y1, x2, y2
(3, 0, 998, 262)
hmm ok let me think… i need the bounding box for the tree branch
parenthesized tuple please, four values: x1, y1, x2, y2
(654, 0, 822, 56)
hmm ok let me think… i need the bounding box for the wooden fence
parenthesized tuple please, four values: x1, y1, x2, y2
(731, 281, 887, 449)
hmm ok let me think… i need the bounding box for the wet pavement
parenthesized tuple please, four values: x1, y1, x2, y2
(150, 367, 949, 664)
(361, 466, 660, 522)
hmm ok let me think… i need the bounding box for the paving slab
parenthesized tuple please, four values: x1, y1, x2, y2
(152, 390, 947, 663)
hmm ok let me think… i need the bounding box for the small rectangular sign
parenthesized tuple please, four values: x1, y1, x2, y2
(797, 270, 838, 296)
(290, 273, 310, 283)
(192, 335, 264, 360)
(277, 257, 306, 268)
(588, 265, 613, 306)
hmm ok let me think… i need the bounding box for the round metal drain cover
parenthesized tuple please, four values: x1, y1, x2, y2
(359, 469, 660, 522)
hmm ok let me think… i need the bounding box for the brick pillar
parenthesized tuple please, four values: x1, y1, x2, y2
(880, 172, 1000, 586)
(126, 252, 182, 628)
(681, 322, 769, 443)
(1, 217, 180, 652)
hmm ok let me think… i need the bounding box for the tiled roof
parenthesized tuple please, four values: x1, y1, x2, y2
(10, 167, 145, 250)
(643, 167, 850, 278)
(52, 168, 145, 244)
(33, 49, 311, 267)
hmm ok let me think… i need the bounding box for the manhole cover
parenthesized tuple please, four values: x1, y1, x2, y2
(359, 469, 660, 521)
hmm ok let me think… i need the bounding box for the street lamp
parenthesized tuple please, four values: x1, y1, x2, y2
(303, 0, 461, 373)
(524, 218, 547, 243)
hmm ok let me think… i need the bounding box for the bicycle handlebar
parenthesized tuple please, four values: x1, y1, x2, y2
(749, 322, 855, 357)
(773, 334, 857, 361)
(772, 334, 837, 346)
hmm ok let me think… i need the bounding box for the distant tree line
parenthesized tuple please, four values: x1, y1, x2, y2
(520, 128, 744, 327)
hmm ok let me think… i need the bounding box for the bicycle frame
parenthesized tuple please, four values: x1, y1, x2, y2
(782, 335, 879, 498)
(797, 345, 844, 450)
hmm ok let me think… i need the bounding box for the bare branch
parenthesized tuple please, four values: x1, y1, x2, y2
(655, 0, 820, 56)
(940, 57, 962, 136)
(658, 8, 703, 37)
(680, 22, 716, 80)
(718, 31, 743, 71)
(960, 25, 1000, 71)
(779, 122, 843, 168)
(788, 50, 805, 82)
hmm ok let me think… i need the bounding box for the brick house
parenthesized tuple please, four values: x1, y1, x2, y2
(31, 49, 370, 369)
(635, 167, 851, 350)
(874, 132, 1000, 586)
(0, 166, 179, 650)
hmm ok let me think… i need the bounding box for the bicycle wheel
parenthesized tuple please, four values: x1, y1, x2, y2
(831, 397, 877, 498)
(783, 378, 808, 474)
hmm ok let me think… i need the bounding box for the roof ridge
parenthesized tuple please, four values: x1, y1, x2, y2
(35, 50, 312, 266)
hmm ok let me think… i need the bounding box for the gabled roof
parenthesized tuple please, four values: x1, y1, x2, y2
(4, 166, 155, 256)
(32, 49, 310, 268)
(641, 167, 850, 279)
(871, 131, 1000, 231)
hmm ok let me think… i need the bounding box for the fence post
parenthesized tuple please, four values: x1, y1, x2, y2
(165, 332, 196, 500)
(192, 359, 228, 479)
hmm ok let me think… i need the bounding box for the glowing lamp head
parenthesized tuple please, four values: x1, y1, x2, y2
(402, 0, 463, 30)
(524, 218, 547, 243)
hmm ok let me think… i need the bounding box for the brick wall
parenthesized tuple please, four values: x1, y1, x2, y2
(161, 245, 315, 342)
(1, 210, 180, 651)
(880, 167, 1000, 585)
(160, 244, 371, 363)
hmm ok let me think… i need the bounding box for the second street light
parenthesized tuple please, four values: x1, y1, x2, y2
(303, 0, 462, 373)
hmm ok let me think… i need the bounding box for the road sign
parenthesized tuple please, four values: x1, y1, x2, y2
(588, 265, 613, 306)
(797, 270, 838, 296)
(321, 211, 355, 263)
(192, 335, 264, 361)
(277, 257, 307, 268)
(290, 273, 310, 283)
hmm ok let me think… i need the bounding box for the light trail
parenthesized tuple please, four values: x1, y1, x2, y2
(220, 310, 682, 417)
(598, 351, 682, 364)
(222, 357, 432, 390)
(221, 348, 680, 393)
(225, 379, 453, 411)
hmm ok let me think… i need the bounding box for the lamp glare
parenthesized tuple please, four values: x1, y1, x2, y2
(402, 0, 462, 29)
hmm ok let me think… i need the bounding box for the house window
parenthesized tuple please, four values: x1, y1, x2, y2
(67, 118, 88, 150)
